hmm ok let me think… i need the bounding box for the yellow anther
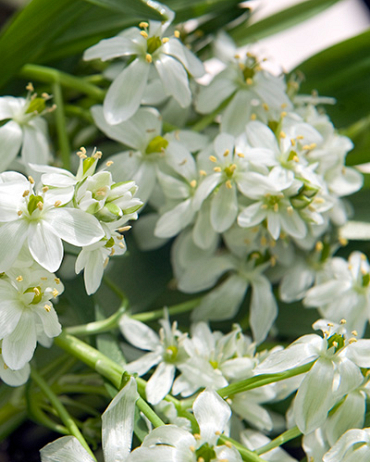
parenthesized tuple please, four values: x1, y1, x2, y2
(28, 176, 35, 184)
(145, 53, 153, 63)
(273, 203, 279, 212)
(17, 210, 23, 216)
(237, 152, 245, 158)
(351, 330, 358, 336)
(174, 30, 180, 38)
(262, 103, 269, 111)
(332, 341, 338, 348)
(225, 441, 232, 448)
(246, 78, 253, 85)
(250, 113, 257, 120)
(315, 241, 324, 252)
(40, 277, 48, 281)
(44, 304, 51, 312)
(302, 145, 311, 150)
(26, 82, 34, 92)
(198, 458, 205, 462)
(3, 363, 8, 370)
(104, 258, 109, 268)
(290, 138, 296, 147)
(296, 135, 304, 140)
(52, 289, 59, 298)
(199, 170, 207, 176)
(93, 150, 102, 159)
(281, 103, 288, 109)
(260, 236, 267, 246)
(349, 338, 357, 344)
(246, 51, 254, 58)
(139, 21, 148, 28)
(118, 241, 125, 249)
(279, 131, 286, 139)
(110, 248, 115, 256)
(225, 180, 232, 189)
(361, 267, 367, 275)
(16, 276, 23, 282)
(310, 143, 317, 149)
(313, 197, 325, 204)
(140, 30, 148, 38)
(23, 190, 30, 197)
(340, 319, 347, 324)
(323, 330, 330, 337)
(327, 322, 334, 327)
(189, 445, 196, 453)
(118, 226, 132, 232)
(292, 155, 299, 162)
(106, 161, 114, 167)
(42, 186, 49, 193)
(223, 149, 230, 157)
(214, 431, 221, 436)
(234, 54, 240, 59)
(37, 201, 43, 211)
(348, 264, 353, 270)
(339, 237, 348, 246)
(286, 205, 293, 215)
(194, 433, 201, 440)
(54, 278, 60, 285)
(190, 180, 197, 188)
(162, 37, 169, 44)
(209, 155, 217, 163)
(213, 167, 222, 172)
(281, 111, 287, 118)
(33, 287, 41, 296)
(54, 200, 62, 207)
(41, 92, 50, 100)
(361, 253, 367, 261)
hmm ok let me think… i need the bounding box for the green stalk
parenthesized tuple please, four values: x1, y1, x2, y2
(133, 298, 202, 323)
(255, 426, 302, 455)
(218, 362, 315, 397)
(136, 397, 164, 427)
(64, 104, 94, 123)
(66, 302, 128, 336)
(190, 95, 234, 132)
(52, 81, 71, 170)
(30, 367, 95, 459)
(219, 435, 268, 462)
(19, 64, 105, 101)
(103, 276, 128, 301)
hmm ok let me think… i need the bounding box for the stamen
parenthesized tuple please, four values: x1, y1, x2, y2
(118, 226, 132, 232)
(106, 161, 114, 167)
(23, 190, 30, 197)
(54, 278, 60, 284)
(262, 103, 269, 111)
(52, 289, 59, 298)
(209, 155, 217, 163)
(237, 152, 245, 158)
(199, 170, 207, 176)
(17, 211, 23, 216)
(162, 37, 169, 44)
(213, 167, 221, 172)
(190, 180, 197, 188)
(223, 149, 230, 157)
(16, 275, 23, 282)
(28, 176, 35, 184)
(54, 201, 62, 207)
(93, 150, 102, 159)
(42, 186, 49, 193)
(140, 30, 148, 38)
(26, 82, 34, 92)
(139, 21, 148, 28)
(145, 53, 152, 63)
(279, 131, 286, 139)
(250, 113, 257, 120)
(174, 30, 180, 38)
(225, 180, 232, 189)
(44, 304, 51, 312)
(246, 78, 253, 85)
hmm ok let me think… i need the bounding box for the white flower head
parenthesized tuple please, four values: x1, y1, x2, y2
(84, 10, 204, 124)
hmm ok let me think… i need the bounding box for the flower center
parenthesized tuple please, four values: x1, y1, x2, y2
(27, 194, 44, 215)
(327, 332, 345, 353)
(195, 443, 216, 462)
(147, 36, 162, 54)
(146, 136, 169, 154)
(24, 286, 43, 304)
(164, 345, 178, 363)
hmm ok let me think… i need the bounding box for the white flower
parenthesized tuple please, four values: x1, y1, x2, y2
(84, 11, 204, 124)
(127, 389, 242, 462)
(40, 377, 137, 462)
(304, 252, 370, 336)
(0, 263, 63, 370)
(256, 320, 370, 434)
(0, 341, 30, 386)
(0, 171, 105, 272)
(0, 93, 51, 172)
(119, 314, 188, 404)
(241, 429, 298, 461)
(323, 428, 370, 462)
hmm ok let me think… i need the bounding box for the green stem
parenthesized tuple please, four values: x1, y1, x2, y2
(30, 367, 95, 459)
(219, 435, 268, 462)
(136, 397, 165, 427)
(54, 331, 124, 389)
(52, 81, 71, 170)
(218, 362, 315, 397)
(66, 302, 128, 336)
(255, 426, 302, 455)
(133, 298, 202, 323)
(190, 95, 234, 132)
(65, 104, 94, 123)
(19, 64, 105, 101)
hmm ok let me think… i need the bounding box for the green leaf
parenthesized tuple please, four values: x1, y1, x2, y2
(81, 0, 164, 18)
(293, 29, 370, 128)
(0, 0, 163, 89)
(229, 0, 341, 46)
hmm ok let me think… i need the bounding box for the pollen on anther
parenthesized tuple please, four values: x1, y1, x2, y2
(225, 441, 232, 448)
(118, 226, 131, 232)
(52, 289, 59, 298)
(281, 111, 287, 118)
(223, 149, 230, 157)
(174, 30, 180, 38)
(33, 287, 41, 296)
(23, 190, 30, 197)
(340, 319, 347, 324)
(17, 211, 23, 216)
(190, 180, 197, 188)
(225, 180, 232, 189)
(237, 152, 245, 158)
(199, 170, 207, 176)
(93, 150, 102, 159)
(339, 237, 348, 246)
(189, 446, 195, 453)
(351, 330, 358, 336)
(162, 37, 169, 44)
(118, 242, 125, 249)
(262, 103, 269, 111)
(44, 304, 51, 312)
(28, 175, 35, 184)
(16, 276, 23, 282)
(145, 53, 152, 63)
(250, 113, 257, 120)
(140, 30, 148, 38)
(37, 202, 43, 211)
(209, 155, 217, 163)
(42, 186, 49, 193)
(54, 278, 60, 285)
(286, 205, 293, 215)
(315, 241, 324, 252)
(214, 167, 222, 172)
(54, 201, 62, 207)
(139, 21, 148, 28)
(349, 338, 357, 344)
(246, 78, 253, 85)
(26, 82, 34, 92)
(106, 161, 114, 167)
(279, 131, 286, 139)
(296, 135, 304, 140)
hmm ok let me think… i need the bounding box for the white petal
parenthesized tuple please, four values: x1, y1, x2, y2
(155, 199, 194, 238)
(0, 220, 28, 272)
(196, 76, 236, 114)
(84, 36, 141, 61)
(119, 315, 159, 351)
(35, 304, 61, 339)
(238, 202, 266, 228)
(164, 38, 204, 78)
(294, 358, 335, 434)
(323, 429, 370, 462)
(0, 356, 30, 386)
(21, 123, 49, 166)
(250, 276, 278, 344)
(146, 362, 175, 404)
(215, 445, 243, 462)
(128, 446, 176, 462)
(154, 54, 191, 108)
(125, 351, 162, 376)
(2, 311, 37, 370)
(210, 183, 238, 232)
(246, 121, 279, 151)
(192, 275, 248, 321)
(81, 249, 105, 295)
(193, 389, 231, 446)
(41, 436, 94, 462)
(221, 90, 252, 136)
(102, 377, 137, 462)
(346, 340, 370, 368)
(45, 208, 104, 247)
(104, 58, 150, 124)
(0, 121, 23, 171)
(193, 173, 222, 210)
(28, 221, 64, 272)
